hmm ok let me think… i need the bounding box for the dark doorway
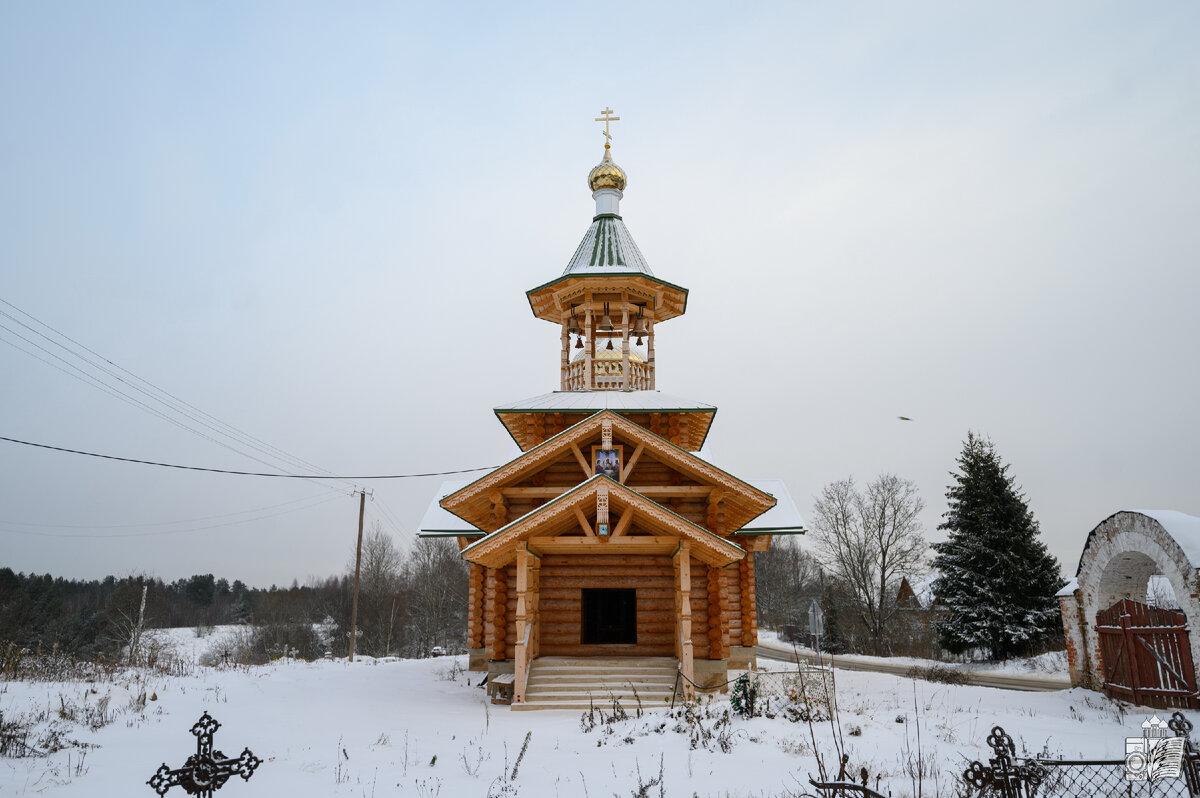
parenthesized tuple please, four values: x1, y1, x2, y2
(582, 588, 637, 645)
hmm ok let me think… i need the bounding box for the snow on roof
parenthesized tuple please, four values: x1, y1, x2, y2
(417, 479, 481, 536)
(1134, 510, 1200, 567)
(736, 478, 805, 534)
(691, 449, 804, 532)
(494, 390, 717, 413)
(1056, 577, 1079, 598)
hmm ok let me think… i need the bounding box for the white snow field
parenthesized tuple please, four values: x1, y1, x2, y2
(0, 642, 1167, 797)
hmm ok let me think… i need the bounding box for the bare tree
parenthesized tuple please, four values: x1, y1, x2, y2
(103, 576, 154, 665)
(405, 537, 468, 656)
(810, 474, 927, 656)
(346, 522, 405, 656)
(754, 537, 822, 632)
(1147, 575, 1180, 610)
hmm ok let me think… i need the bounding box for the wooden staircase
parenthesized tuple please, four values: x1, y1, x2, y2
(512, 656, 678, 711)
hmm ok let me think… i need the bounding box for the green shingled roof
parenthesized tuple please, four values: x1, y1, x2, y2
(563, 214, 653, 277)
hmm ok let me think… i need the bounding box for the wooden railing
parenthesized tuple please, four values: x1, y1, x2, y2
(562, 360, 653, 391)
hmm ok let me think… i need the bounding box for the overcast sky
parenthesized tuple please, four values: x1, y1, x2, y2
(2, 2, 1197, 587)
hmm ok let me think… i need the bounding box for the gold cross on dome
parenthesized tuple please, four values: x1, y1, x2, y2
(594, 107, 620, 143)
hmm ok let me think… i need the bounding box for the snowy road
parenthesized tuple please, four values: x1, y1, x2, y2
(755, 642, 1072, 692)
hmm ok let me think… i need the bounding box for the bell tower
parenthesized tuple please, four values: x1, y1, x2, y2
(525, 109, 688, 392)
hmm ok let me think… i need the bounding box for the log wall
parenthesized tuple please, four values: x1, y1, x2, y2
(480, 553, 755, 660)
(538, 554, 674, 657)
(467, 563, 485, 649)
(726, 563, 744, 644)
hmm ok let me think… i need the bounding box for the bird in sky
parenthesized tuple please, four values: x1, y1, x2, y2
(898, 416, 913, 421)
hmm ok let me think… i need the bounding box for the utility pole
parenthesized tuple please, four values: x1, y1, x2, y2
(348, 489, 366, 662)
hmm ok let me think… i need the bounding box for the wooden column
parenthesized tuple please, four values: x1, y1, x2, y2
(530, 554, 541, 659)
(620, 305, 631, 389)
(514, 548, 530, 703)
(584, 306, 594, 390)
(560, 320, 570, 390)
(467, 563, 485, 650)
(647, 319, 655, 389)
(739, 555, 757, 647)
(675, 542, 694, 697)
(673, 556, 681, 660)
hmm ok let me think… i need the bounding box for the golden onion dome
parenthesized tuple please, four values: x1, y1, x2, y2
(588, 145, 627, 192)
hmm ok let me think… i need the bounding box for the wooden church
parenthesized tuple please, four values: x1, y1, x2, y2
(419, 111, 804, 708)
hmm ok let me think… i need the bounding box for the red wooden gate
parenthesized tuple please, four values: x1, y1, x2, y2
(1096, 598, 1199, 709)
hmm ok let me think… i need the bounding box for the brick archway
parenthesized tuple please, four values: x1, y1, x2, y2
(1060, 511, 1200, 700)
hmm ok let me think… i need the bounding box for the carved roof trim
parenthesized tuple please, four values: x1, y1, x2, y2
(441, 409, 775, 526)
(461, 475, 745, 567)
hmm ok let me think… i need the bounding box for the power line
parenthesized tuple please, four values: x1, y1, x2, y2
(0, 297, 357, 491)
(0, 434, 499, 480)
(364, 498, 417, 549)
(0, 321, 343, 494)
(0, 298, 330, 472)
(372, 494, 410, 536)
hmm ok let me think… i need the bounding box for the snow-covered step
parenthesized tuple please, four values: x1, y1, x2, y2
(512, 656, 679, 711)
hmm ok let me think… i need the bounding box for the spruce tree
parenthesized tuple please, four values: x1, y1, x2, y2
(932, 433, 1064, 660)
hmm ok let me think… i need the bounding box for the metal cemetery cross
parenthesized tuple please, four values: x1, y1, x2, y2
(147, 712, 261, 797)
(962, 726, 1043, 798)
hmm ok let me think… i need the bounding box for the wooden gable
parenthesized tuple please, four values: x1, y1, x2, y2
(439, 410, 776, 536)
(461, 475, 746, 569)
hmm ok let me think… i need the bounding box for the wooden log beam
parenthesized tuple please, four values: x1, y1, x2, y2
(490, 491, 507, 525)
(612, 508, 634, 538)
(528, 535, 677, 556)
(500, 487, 564, 498)
(573, 507, 595, 538)
(570, 443, 592, 477)
(499, 485, 713, 498)
(621, 443, 645, 483)
(627, 485, 714, 497)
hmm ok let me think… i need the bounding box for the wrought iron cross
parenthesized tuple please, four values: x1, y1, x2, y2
(594, 107, 620, 143)
(961, 726, 1044, 798)
(147, 712, 261, 797)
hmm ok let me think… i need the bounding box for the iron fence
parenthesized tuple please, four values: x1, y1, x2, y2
(1036, 761, 1190, 797)
(670, 666, 834, 718)
(963, 712, 1200, 797)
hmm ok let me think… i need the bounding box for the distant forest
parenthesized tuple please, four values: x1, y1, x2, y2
(0, 528, 467, 663)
